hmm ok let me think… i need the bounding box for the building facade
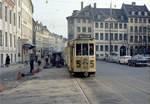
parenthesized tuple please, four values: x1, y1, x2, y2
(35, 21, 67, 56)
(67, 2, 150, 59)
(0, 0, 17, 66)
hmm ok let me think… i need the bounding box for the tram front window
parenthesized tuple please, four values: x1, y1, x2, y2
(76, 44, 81, 56)
(89, 44, 94, 55)
(83, 44, 88, 56)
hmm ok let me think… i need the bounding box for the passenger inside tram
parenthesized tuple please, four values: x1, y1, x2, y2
(89, 44, 94, 55)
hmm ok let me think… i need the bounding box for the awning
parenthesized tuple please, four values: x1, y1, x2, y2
(23, 44, 35, 49)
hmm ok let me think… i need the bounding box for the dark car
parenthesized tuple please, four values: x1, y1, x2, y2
(128, 55, 147, 67)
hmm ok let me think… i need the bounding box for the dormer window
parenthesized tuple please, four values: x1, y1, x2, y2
(138, 11, 141, 15)
(132, 11, 135, 15)
(144, 12, 148, 16)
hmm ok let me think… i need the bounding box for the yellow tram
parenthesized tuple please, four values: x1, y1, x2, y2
(65, 34, 96, 77)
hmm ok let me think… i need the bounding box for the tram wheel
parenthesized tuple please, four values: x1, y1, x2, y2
(84, 72, 89, 77)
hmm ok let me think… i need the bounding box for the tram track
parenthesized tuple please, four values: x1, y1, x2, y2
(73, 78, 91, 104)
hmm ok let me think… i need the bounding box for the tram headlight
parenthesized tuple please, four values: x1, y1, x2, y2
(90, 60, 94, 68)
(76, 60, 81, 68)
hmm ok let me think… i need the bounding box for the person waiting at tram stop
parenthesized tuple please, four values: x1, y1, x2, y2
(56, 55, 61, 67)
(29, 54, 35, 73)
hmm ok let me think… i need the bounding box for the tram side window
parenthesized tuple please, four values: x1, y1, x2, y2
(82, 44, 88, 55)
(76, 44, 81, 56)
(89, 44, 94, 55)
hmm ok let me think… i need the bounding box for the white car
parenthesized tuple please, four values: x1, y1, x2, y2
(118, 56, 131, 64)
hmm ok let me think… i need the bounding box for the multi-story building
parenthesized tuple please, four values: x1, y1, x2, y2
(67, 2, 150, 59)
(0, 0, 17, 66)
(20, 0, 33, 62)
(35, 21, 67, 56)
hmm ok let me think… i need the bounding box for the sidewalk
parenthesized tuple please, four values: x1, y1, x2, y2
(0, 67, 88, 104)
(0, 63, 27, 74)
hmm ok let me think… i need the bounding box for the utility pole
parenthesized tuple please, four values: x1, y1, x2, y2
(109, 0, 112, 55)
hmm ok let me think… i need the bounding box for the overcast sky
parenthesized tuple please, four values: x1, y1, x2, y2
(32, 0, 150, 38)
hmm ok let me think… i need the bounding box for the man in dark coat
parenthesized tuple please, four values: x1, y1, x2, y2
(5, 54, 10, 67)
(30, 54, 35, 73)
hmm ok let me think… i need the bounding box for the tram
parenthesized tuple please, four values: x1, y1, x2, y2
(65, 34, 96, 77)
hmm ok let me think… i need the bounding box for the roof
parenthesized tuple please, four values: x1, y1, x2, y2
(67, 3, 150, 21)
(122, 4, 150, 18)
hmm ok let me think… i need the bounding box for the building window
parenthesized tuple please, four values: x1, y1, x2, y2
(95, 22, 99, 28)
(130, 26, 133, 32)
(0, 30, 2, 46)
(115, 23, 118, 29)
(100, 33, 103, 40)
(105, 33, 108, 41)
(143, 18, 146, 23)
(88, 27, 92, 33)
(105, 45, 108, 52)
(19, 15, 21, 28)
(135, 26, 138, 32)
(0, 3, 2, 19)
(148, 18, 150, 23)
(124, 34, 128, 41)
(138, 11, 141, 15)
(96, 45, 99, 51)
(139, 18, 142, 23)
(143, 36, 147, 42)
(95, 33, 99, 40)
(135, 18, 138, 23)
(124, 23, 127, 29)
(77, 18, 80, 23)
(119, 34, 122, 40)
(5, 32, 7, 47)
(144, 12, 148, 16)
(132, 11, 135, 15)
(139, 36, 142, 43)
(110, 45, 113, 52)
(119, 23, 122, 29)
(5, 6, 7, 21)
(143, 27, 146, 32)
(10, 10, 12, 24)
(114, 45, 118, 52)
(110, 33, 113, 40)
(110, 23, 113, 29)
(100, 23, 103, 28)
(14, 35, 16, 47)
(130, 36, 133, 42)
(77, 27, 80, 32)
(88, 19, 91, 23)
(105, 23, 108, 29)
(10, 34, 12, 47)
(130, 18, 133, 23)
(100, 45, 103, 51)
(115, 33, 118, 41)
(139, 26, 142, 32)
(82, 27, 86, 32)
(14, 13, 16, 26)
(83, 19, 86, 23)
(135, 36, 138, 43)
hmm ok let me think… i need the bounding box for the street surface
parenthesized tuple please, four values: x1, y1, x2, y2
(0, 61, 150, 104)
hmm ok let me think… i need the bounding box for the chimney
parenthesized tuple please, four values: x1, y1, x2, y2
(81, 2, 83, 10)
(94, 3, 96, 8)
(132, 2, 136, 6)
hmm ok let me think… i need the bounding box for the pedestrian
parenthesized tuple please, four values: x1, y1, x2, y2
(30, 54, 35, 73)
(45, 55, 49, 66)
(5, 54, 10, 67)
(56, 55, 60, 67)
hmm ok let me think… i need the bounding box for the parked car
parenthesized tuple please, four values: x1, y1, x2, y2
(128, 55, 147, 67)
(118, 56, 131, 64)
(106, 55, 119, 63)
(143, 54, 150, 66)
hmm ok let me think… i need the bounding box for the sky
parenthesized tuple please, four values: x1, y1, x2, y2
(32, 0, 150, 38)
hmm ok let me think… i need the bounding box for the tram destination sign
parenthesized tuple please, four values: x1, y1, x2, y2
(78, 34, 92, 39)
